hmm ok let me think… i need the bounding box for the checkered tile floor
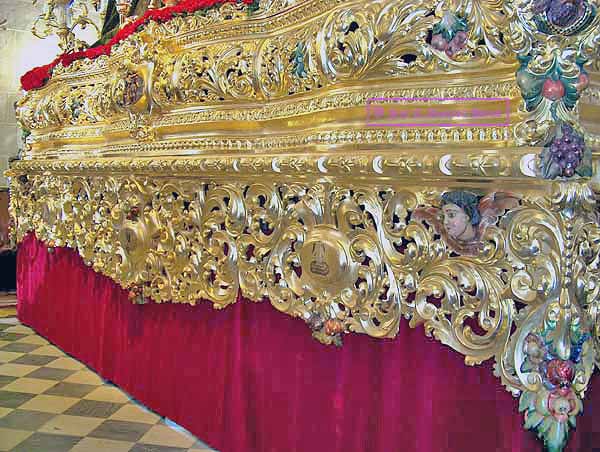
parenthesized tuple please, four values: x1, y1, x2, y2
(0, 318, 219, 452)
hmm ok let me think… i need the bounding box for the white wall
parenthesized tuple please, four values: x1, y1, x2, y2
(0, 0, 102, 187)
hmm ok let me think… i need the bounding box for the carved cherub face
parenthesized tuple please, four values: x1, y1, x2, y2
(442, 203, 476, 241)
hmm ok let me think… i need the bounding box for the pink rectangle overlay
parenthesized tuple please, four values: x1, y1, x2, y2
(365, 97, 511, 128)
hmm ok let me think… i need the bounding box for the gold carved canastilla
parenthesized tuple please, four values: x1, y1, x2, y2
(17, 0, 522, 155)
(9, 0, 600, 450)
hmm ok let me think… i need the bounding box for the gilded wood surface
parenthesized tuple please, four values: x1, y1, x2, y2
(9, 0, 600, 450)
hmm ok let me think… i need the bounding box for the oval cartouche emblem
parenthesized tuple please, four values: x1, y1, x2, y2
(116, 72, 145, 108)
(299, 225, 357, 298)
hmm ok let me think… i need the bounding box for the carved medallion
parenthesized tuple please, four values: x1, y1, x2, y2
(116, 72, 145, 108)
(299, 225, 357, 299)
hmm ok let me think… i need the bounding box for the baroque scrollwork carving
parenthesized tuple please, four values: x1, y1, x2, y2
(16, 0, 520, 141)
(9, 167, 600, 450)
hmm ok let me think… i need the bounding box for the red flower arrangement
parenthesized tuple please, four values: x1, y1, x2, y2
(20, 0, 256, 92)
(21, 63, 55, 91)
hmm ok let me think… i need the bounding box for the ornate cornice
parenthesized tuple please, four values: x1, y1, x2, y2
(25, 80, 520, 157)
(17, 0, 520, 158)
(29, 127, 515, 160)
(12, 148, 538, 179)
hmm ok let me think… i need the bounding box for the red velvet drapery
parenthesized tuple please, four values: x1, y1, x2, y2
(16, 234, 600, 451)
(0, 191, 11, 250)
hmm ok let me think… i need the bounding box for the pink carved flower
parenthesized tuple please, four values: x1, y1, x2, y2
(576, 72, 589, 93)
(547, 388, 578, 422)
(446, 31, 468, 57)
(431, 34, 449, 51)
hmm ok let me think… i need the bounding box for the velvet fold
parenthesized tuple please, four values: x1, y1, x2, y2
(16, 233, 599, 452)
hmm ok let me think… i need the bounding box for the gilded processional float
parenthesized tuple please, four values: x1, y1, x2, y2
(8, 0, 600, 450)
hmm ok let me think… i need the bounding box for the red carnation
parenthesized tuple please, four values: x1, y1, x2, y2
(149, 8, 173, 21)
(60, 51, 85, 67)
(85, 45, 110, 59)
(21, 63, 53, 91)
(20, 0, 251, 91)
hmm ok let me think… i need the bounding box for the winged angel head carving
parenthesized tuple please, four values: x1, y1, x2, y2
(414, 190, 521, 255)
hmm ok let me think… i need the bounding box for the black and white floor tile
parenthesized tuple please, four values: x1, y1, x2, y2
(0, 318, 218, 452)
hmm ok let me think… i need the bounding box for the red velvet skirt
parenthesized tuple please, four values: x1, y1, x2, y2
(16, 234, 599, 452)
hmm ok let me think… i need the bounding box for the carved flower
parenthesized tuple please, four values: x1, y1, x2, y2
(546, 359, 575, 386)
(126, 206, 140, 221)
(547, 388, 578, 422)
(307, 313, 325, 332)
(523, 333, 546, 366)
(430, 11, 468, 58)
(127, 285, 146, 304)
(324, 319, 344, 336)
